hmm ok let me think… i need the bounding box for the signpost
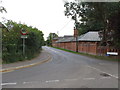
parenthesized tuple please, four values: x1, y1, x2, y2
(107, 52, 118, 56)
(20, 28, 28, 55)
(21, 35, 28, 39)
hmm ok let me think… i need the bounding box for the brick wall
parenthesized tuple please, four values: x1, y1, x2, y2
(78, 41, 98, 55)
(52, 40, 120, 58)
(52, 39, 58, 46)
(53, 41, 98, 55)
(54, 42, 76, 52)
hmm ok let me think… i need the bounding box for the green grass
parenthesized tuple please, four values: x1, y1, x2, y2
(52, 47, 119, 62)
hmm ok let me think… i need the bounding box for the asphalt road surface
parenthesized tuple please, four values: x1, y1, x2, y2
(2, 46, 119, 88)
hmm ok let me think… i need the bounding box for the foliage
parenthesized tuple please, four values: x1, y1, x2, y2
(64, 1, 120, 48)
(2, 21, 44, 63)
(0, 1, 7, 13)
(0, 6, 7, 13)
(46, 33, 58, 46)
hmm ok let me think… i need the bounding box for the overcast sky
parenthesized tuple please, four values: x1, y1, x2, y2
(1, 0, 75, 40)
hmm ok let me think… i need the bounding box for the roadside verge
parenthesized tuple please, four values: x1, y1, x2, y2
(52, 47, 119, 62)
(1, 50, 52, 73)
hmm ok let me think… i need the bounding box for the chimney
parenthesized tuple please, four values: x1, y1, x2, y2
(74, 28, 78, 37)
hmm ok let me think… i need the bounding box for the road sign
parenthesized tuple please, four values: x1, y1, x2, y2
(21, 35, 28, 38)
(107, 52, 118, 55)
(20, 28, 28, 35)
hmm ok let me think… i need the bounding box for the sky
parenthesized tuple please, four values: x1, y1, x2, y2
(0, 0, 75, 40)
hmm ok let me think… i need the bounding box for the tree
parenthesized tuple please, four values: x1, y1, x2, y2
(64, 1, 120, 48)
(46, 33, 58, 46)
(0, 6, 7, 13)
(2, 21, 45, 63)
(0, 1, 7, 13)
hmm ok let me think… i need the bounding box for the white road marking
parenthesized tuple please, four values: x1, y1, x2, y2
(29, 64, 34, 65)
(87, 65, 118, 79)
(23, 82, 33, 84)
(83, 78, 95, 80)
(15, 66, 24, 69)
(23, 81, 43, 84)
(1, 82, 17, 86)
(45, 80, 60, 83)
(64, 79, 77, 81)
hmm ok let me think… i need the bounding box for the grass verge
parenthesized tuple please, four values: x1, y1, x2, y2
(52, 47, 119, 62)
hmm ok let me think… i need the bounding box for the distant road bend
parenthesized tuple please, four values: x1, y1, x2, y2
(2, 46, 118, 88)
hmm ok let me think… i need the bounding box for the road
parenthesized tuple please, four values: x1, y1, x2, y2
(2, 46, 118, 88)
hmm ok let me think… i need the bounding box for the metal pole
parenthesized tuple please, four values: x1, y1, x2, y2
(23, 38, 25, 55)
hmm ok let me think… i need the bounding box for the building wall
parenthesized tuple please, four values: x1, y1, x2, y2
(62, 42, 76, 51)
(71, 42, 76, 51)
(52, 41, 99, 55)
(52, 39, 58, 46)
(52, 40, 120, 57)
(78, 41, 98, 55)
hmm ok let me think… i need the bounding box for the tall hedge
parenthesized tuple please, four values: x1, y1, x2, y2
(2, 21, 44, 63)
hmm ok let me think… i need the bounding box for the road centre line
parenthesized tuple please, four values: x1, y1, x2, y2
(64, 79, 78, 81)
(87, 65, 118, 79)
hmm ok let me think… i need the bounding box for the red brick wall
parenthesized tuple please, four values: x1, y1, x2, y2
(53, 41, 99, 55)
(71, 42, 76, 51)
(55, 42, 76, 52)
(78, 41, 98, 55)
(63, 42, 76, 51)
(52, 39, 58, 46)
(52, 41, 120, 57)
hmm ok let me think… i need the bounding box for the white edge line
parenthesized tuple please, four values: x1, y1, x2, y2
(83, 78, 95, 80)
(87, 65, 118, 79)
(45, 80, 60, 83)
(64, 79, 78, 81)
(1, 82, 17, 86)
(23, 82, 33, 84)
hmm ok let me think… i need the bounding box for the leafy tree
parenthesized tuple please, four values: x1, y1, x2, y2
(0, 6, 7, 13)
(2, 21, 44, 63)
(46, 33, 58, 46)
(64, 1, 120, 48)
(0, 1, 7, 13)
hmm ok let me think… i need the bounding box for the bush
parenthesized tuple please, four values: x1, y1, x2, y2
(2, 21, 44, 63)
